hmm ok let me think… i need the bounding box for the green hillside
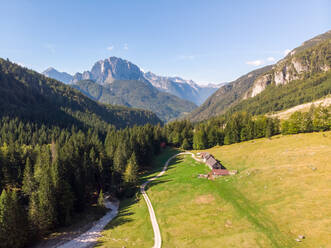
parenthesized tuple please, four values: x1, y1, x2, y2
(188, 65, 272, 122)
(0, 58, 162, 130)
(72, 79, 197, 122)
(97, 132, 331, 248)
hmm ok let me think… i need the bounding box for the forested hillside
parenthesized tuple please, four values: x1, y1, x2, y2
(72, 79, 197, 122)
(0, 119, 165, 248)
(0, 58, 162, 131)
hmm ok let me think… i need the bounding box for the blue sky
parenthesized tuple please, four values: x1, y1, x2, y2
(1, 0, 330, 84)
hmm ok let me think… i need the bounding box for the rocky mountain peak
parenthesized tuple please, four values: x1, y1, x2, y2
(72, 56, 147, 84)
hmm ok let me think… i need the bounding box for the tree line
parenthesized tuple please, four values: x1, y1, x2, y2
(166, 105, 330, 149)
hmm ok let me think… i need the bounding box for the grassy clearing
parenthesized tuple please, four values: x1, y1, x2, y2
(97, 132, 331, 248)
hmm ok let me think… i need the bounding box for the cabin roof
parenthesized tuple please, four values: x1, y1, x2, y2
(206, 156, 218, 166)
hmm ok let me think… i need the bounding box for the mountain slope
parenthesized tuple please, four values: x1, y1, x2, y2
(190, 30, 331, 121)
(72, 79, 197, 122)
(0, 58, 162, 130)
(144, 71, 222, 105)
(42, 67, 73, 84)
(189, 65, 273, 121)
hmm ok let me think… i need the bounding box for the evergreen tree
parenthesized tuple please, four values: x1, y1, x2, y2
(22, 158, 35, 196)
(0, 189, 28, 248)
(123, 153, 138, 185)
(52, 160, 74, 226)
(193, 128, 208, 150)
(181, 138, 191, 150)
(97, 189, 105, 208)
(29, 166, 57, 234)
(113, 142, 128, 173)
(265, 119, 274, 138)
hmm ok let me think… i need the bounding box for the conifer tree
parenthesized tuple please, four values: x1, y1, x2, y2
(29, 166, 57, 234)
(97, 189, 105, 207)
(193, 128, 208, 150)
(181, 138, 191, 150)
(22, 158, 35, 196)
(0, 189, 10, 246)
(123, 153, 138, 185)
(0, 189, 28, 248)
(52, 159, 74, 226)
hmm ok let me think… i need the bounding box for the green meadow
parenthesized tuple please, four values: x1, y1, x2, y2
(97, 131, 331, 248)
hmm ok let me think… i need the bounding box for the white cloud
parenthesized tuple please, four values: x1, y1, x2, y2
(123, 43, 129, 50)
(283, 49, 291, 56)
(246, 60, 264, 66)
(106, 45, 114, 51)
(267, 57, 275, 62)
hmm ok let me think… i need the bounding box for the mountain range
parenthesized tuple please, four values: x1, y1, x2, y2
(43, 57, 221, 121)
(43, 58, 222, 106)
(143, 71, 224, 105)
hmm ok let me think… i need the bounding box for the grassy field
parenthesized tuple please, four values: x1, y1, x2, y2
(96, 132, 331, 248)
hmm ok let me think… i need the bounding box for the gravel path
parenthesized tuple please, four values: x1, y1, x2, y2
(57, 199, 119, 248)
(141, 152, 196, 248)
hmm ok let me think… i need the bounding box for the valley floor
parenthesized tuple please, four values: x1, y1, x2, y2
(96, 132, 331, 248)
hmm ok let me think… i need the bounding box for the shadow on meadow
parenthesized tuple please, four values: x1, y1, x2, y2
(96, 148, 181, 243)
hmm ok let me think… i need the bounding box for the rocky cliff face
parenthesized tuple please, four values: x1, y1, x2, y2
(248, 38, 331, 98)
(72, 57, 147, 84)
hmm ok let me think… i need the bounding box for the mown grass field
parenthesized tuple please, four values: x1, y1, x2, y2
(96, 131, 331, 248)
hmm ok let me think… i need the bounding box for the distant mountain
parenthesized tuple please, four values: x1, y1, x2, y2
(72, 79, 197, 122)
(189, 30, 331, 121)
(43, 57, 221, 106)
(144, 72, 224, 105)
(0, 58, 162, 130)
(42, 67, 73, 84)
(72, 57, 148, 84)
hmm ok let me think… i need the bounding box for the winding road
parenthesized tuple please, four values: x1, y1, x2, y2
(140, 152, 201, 248)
